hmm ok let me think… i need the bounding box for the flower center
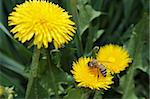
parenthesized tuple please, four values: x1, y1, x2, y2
(39, 18, 47, 24)
(108, 57, 115, 63)
(34, 17, 47, 25)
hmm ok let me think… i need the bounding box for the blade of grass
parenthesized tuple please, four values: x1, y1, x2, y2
(0, 22, 13, 39)
(0, 52, 28, 78)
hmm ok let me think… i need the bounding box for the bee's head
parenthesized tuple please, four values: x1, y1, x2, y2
(88, 62, 94, 67)
(88, 59, 98, 67)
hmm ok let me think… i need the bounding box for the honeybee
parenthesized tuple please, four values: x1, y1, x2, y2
(88, 59, 107, 77)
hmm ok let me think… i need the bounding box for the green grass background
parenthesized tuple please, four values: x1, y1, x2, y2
(0, 0, 149, 98)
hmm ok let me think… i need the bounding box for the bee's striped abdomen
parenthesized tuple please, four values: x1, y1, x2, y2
(99, 64, 107, 77)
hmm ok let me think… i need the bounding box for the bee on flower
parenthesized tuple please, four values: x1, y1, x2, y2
(71, 57, 114, 90)
(71, 44, 131, 90)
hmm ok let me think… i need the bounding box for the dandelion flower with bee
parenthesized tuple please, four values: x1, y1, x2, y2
(96, 44, 132, 74)
(71, 57, 114, 90)
(8, 0, 76, 49)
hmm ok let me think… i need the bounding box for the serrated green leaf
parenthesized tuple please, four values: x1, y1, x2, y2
(64, 88, 83, 99)
(26, 78, 50, 99)
(133, 14, 149, 74)
(64, 88, 90, 99)
(50, 49, 61, 66)
(40, 65, 69, 92)
(84, 23, 103, 54)
(78, 5, 101, 35)
(120, 34, 137, 99)
(120, 33, 138, 99)
(39, 50, 70, 97)
(93, 30, 104, 42)
(121, 14, 149, 99)
(120, 74, 137, 99)
(120, 27, 137, 99)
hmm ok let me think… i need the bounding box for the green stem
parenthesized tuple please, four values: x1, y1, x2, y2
(25, 48, 40, 99)
(81, 89, 93, 99)
(93, 91, 102, 99)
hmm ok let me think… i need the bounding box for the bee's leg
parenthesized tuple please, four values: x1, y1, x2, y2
(98, 74, 100, 79)
(97, 68, 100, 79)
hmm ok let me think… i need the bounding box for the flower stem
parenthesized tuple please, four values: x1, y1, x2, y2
(93, 91, 102, 99)
(25, 47, 40, 99)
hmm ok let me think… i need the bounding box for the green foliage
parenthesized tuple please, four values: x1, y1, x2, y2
(64, 88, 92, 99)
(77, 4, 101, 35)
(0, 52, 28, 78)
(0, 0, 149, 99)
(120, 14, 149, 99)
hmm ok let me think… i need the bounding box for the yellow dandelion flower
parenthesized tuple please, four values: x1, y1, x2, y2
(71, 57, 113, 90)
(96, 44, 132, 74)
(8, 0, 76, 49)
